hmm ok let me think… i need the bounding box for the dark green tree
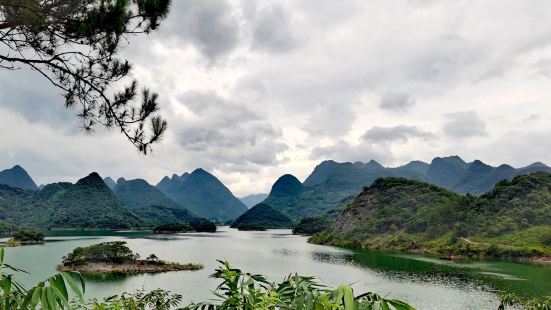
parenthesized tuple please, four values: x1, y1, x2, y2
(0, 0, 170, 153)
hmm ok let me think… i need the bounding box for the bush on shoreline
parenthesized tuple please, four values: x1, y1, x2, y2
(153, 223, 194, 234)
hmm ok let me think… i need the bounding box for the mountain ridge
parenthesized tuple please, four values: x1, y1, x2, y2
(263, 156, 551, 221)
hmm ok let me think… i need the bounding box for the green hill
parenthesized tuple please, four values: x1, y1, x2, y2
(263, 173, 358, 221)
(230, 203, 293, 230)
(310, 173, 551, 259)
(156, 169, 247, 222)
(0, 173, 143, 229)
(0, 165, 38, 190)
(114, 178, 185, 210)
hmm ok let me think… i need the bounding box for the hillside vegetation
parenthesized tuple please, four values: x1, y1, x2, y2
(311, 173, 551, 259)
(0, 173, 143, 229)
(231, 203, 294, 230)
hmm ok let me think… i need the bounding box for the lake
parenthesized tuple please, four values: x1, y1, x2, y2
(2, 227, 550, 310)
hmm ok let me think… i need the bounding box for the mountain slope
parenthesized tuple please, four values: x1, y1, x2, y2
(114, 178, 183, 210)
(231, 203, 293, 230)
(0, 165, 38, 190)
(0, 173, 143, 229)
(240, 193, 268, 208)
(156, 169, 247, 222)
(311, 173, 551, 258)
(113, 178, 199, 225)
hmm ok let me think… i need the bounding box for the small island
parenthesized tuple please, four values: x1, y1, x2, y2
(6, 230, 45, 246)
(58, 241, 202, 273)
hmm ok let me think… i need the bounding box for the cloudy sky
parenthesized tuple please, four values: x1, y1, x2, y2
(2, 0, 551, 196)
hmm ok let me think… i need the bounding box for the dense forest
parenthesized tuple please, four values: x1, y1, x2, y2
(311, 173, 551, 259)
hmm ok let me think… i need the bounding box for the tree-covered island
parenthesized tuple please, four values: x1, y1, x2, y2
(58, 241, 202, 274)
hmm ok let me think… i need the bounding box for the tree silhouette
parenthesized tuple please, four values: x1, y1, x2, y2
(0, 0, 171, 153)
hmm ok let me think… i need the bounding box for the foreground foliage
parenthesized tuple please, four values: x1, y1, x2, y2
(184, 261, 414, 310)
(0, 245, 416, 310)
(0, 0, 170, 153)
(0, 248, 86, 309)
(3, 248, 548, 310)
(499, 293, 551, 310)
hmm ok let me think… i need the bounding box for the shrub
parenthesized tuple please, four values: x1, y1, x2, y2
(61, 241, 139, 266)
(11, 230, 45, 242)
(190, 219, 217, 232)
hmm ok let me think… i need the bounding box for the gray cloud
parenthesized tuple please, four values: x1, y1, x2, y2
(442, 111, 488, 138)
(251, 4, 297, 52)
(175, 91, 287, 171)
(362, 125, 435, 143)
(379, 92, 416, 112)
(160, 0, 241, 62)
(3, 0, 551, 196)
(0, 69, 79, 129)
(310, 140, 393, 164)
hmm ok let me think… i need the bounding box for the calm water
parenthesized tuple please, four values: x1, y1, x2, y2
(2, 227, 550, 310)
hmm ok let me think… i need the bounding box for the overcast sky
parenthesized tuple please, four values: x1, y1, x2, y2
(2, 0, 551, 196)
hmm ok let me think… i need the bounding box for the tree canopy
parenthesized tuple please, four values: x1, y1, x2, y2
(0, 0, 171, 153)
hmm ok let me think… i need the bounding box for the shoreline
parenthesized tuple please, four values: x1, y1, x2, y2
(58, 261, 203, 274)
(309, 239, 551, 266)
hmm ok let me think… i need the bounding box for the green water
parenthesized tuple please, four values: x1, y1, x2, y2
(2, 227, 550, 309)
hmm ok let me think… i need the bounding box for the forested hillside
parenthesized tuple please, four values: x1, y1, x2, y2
(0, 173, 143, 229)
(310, 173, 551, 258)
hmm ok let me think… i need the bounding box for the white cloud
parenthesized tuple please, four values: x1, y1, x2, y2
(442, 111, 488, 138)
(2, 0, 551, 196)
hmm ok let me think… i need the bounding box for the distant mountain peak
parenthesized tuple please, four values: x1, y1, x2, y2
(103, 177, 117, 190)
(469, 160, 492, 168)
(366, 159, 384, 169)
(432, 155, 466, 164)
(240, 193, 269, 208)
(0, 165, 38, 190)
(156, 168, 247, 221)
(77, 172, 104, 186)
(191, 168, 208, 175)
(270, 174, 303, 196)
(526, 162, 549, 168)
(116, 177, 126, 184)
(11, 165, 24, 171)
